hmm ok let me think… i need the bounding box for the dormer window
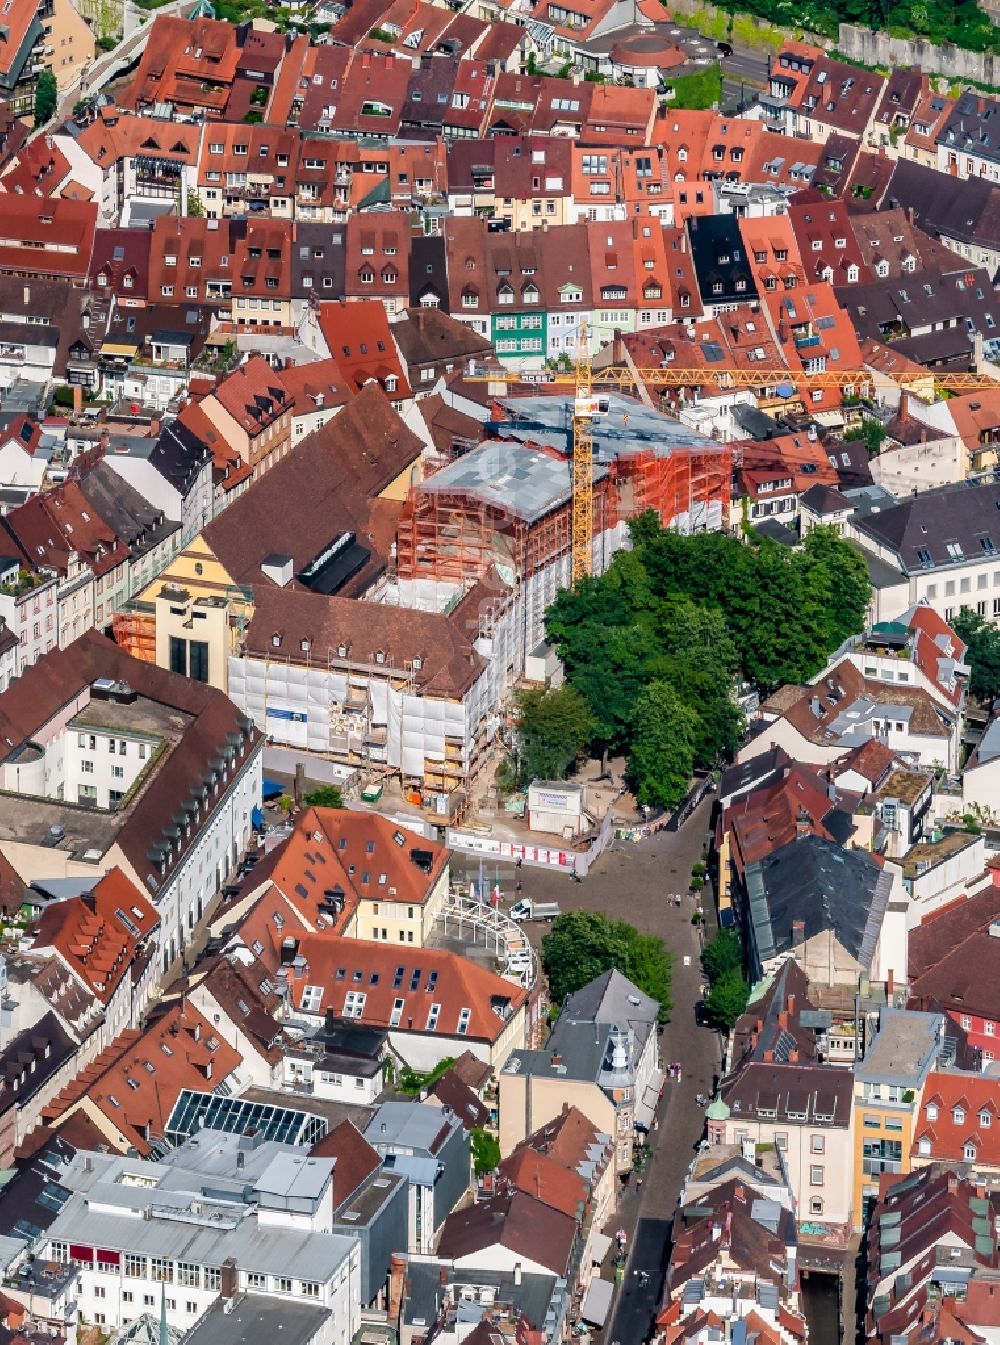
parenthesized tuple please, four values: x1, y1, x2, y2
(953, 1106, 965, 1125)
(926, 1102, 938, 1121)
(375, 650, 386, 664)
(97, 272, 108, 287)
(337, 644, 347, 657)
(272, 633, 281, 648)
(300, 639, 310, 653)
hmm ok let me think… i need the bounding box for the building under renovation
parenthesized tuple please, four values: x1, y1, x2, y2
(396, 392, 732, 654)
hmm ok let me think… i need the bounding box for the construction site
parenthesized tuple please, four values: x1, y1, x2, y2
(395, 392, 733, 646)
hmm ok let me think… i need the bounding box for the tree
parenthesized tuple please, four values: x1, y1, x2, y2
(627, 680, 697, 809)
(515, 685, 592, 784)
(541, 911, 672, 1020)
(303, 785, 344, 809)
(470, 1128, 501, 1177)
(955, 607, 1000, 704)
(34, 70, 57, 128)
(186, 190, 206, 217)
(545, 519, 864, 785)
(799, 526, 872, 651)
(704, 970, 750, 1031)
(702, 930, 742, 984)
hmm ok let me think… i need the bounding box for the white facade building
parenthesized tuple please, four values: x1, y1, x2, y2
(41, 1150, 360, 1341)
(0, 556, 59, 669)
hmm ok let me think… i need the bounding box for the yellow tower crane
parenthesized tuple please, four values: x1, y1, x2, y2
(472, 339, 1000, 584)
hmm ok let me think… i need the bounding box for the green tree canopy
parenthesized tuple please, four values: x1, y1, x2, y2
(516, 685, 592, 784)
(303, 785, 344, 809)
(627, 680, 698, 809)
(954, 607, 1000, 704)
(702, 930, 742, 984)
(34, 70, 57, 128)
(704, 970, 750, 1031)
(470, 1128, 501, 1176)
(541, 910, 672, 1020)
(545, 517, 868, 782)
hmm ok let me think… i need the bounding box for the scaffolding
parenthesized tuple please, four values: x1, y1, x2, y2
(396, 437, 730, 589)
(112, 605, 156, 663)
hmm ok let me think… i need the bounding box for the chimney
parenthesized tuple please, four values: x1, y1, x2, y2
(787, 994, 795, 1015)
(220, 1259, 238, 1300)
(791, 920, 805, 947)
(388, 1255, 407, 1323)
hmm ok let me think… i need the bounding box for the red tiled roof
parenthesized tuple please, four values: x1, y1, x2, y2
(249, 805, 449, 938)
(497, 1146, 589, 1219)
(246, 929, 527, 1047)
(319, 299, 411, 398)
(310, 1119, 381, 1205)
(210, 355, 290, 436)
(4, 478, 130, 579)
(45, 1001, 241, 1155)
(30, 868, 158, 1006)
(914, 1072, 1000, 1168)
(0, 197, 96, 282)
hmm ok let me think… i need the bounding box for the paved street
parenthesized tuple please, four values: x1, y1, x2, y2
(455, 801, 724, 1345)
(722, 43, 770, 86)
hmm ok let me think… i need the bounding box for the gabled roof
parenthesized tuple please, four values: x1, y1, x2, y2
(310, 1119, 381, 1208)
(0, 1011, 76, 1119)
(29, 867, 158, 1006)
(745, 833, 891, 970)
(246, 929, 527, 1047)
(907, 887, 1000, 1024)
(721, 1057, 852, 1128)
(209, 356, 289, 437)
(202, 383, 421, 594)
(4, 477, 130, 579)
(497, 1146, 588, 1220)
(914, 1071, 1000, 1168)
(0, 197, 96, 282)
(248, 805, 449, 935)
(44, 1001, 242, 1156)
(318, 299, 411, 399)
(437, 1188, 577, 1275)
(429, 1069, 491, 1131)
(854, 479, 1000, 576)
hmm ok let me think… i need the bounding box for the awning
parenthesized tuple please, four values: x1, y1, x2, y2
(102, 342, 139, 356)
(261, 777, 284, 801)
(634, 1070, 664, 1130)
(590, 1232, 612, 1264)
(813, 410, 844, 427)
(581, 1277, 613, 1327)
